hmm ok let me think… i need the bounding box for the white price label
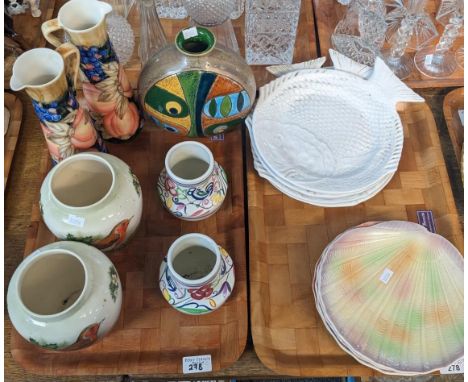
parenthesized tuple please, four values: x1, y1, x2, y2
(379, 268, 394, 284)
(65, 214, 85, 228)
(182, 354, 212, 374)
(182, 27, 198, 39)
(424, 54, 433, 66)
(440, 358, 464, 374)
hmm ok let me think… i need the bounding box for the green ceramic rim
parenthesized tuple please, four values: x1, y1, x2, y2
(175, 27, 216, 56)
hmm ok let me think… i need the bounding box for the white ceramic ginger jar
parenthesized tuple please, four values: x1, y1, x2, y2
(39, 152, 143, 251)
(7, 241, 122, 351)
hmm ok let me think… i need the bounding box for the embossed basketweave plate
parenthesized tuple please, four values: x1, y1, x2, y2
(11, 127, 247, 375)
(248, 102, 463, 377)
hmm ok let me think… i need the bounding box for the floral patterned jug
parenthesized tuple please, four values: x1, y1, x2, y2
(41, 0, 141, 142)
(10, 44, 106, 165)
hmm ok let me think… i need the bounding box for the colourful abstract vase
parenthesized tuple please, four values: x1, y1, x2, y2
(159, 233, 235, 315)
(10, 44, 106, 165)
(139, 26, 256, 137)
(41, 0, 141, 142)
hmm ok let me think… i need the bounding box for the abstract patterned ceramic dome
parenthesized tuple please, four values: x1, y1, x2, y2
(138, 27, 256, 137)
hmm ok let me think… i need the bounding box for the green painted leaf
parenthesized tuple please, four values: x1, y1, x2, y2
(220, 96, 232, 118)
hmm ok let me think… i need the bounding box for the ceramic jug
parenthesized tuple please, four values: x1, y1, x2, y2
(138, 26, 256, 137)
(157, 141, 228, 221)
(40, 152, 143, 252)
(7, 241, 122, 351)
(159, 233, 235, 315)
(10, 44, 106, 165)
(41, 0, 141, 142)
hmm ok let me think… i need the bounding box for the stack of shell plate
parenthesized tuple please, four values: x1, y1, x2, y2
(313, 221, 464, 375)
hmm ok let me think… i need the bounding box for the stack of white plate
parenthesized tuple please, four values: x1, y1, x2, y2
(247, 50, 424, 207)
(313, 221, 464, 375)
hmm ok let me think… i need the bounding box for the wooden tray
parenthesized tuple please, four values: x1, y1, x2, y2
(125, 0, 317, 89)
(313, 0, 464, 89)
(11, 127, 248, 376)
(4, 92, 23, 188)
(443, 87, 464, 164)
(247, 102, 464, 376)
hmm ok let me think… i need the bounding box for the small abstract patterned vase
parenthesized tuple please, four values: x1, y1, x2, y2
(157, 141, 228, 221)
(40, 152, 143, 252)
(7, 241, 122, 351)
(10, 44, 106, 165)
(139, 26, 256, 137)
(42, 0, 141, 142)
(159, 233, 235, 315)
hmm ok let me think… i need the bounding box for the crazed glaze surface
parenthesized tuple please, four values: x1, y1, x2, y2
(40, 152, 143, 251)
(7, 241, 122, 351)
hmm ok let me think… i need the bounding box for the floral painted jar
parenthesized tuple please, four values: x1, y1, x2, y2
(7, 241, 122, 351)
(40, 152, 143, 252)
(139, 26, 256, 137)
(159, 233, 235, 315)
(10, 44, 106, 165)
(42, 0, 141, 142)
(157, 141, 228, 221)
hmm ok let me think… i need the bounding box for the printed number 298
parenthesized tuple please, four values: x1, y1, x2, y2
(189, 362, 203, 371)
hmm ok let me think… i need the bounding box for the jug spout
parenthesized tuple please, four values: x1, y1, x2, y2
(98, 0, 112, 16)
(9, 74, 26, 91)
(9, 48, 65, 100)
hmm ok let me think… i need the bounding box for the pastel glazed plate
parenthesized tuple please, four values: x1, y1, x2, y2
(314, 221, 464, 375)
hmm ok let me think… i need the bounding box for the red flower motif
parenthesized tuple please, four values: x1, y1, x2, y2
(189, 284, 213, 300)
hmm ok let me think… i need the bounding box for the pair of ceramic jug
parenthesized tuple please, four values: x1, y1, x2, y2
(10, 0, 140, 165)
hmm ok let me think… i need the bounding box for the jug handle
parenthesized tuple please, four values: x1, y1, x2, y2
(56, 43, 80, 90)
(41, 18, 63, 48)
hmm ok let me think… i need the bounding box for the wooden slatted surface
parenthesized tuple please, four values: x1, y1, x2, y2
(7, 0, 56, 50)
(125, 0, 317, 89)
(313, 0, 464, 88)
(4, 93, 23, 188)
(10, 127, 248, 375)
(443, 87, 464, 164)
(9, 2, 316, 376)
(248, 102, 463, 376)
